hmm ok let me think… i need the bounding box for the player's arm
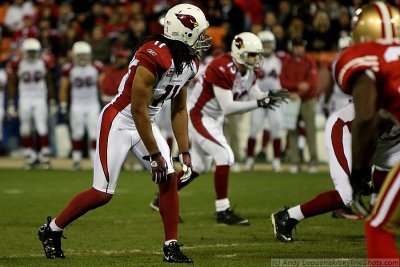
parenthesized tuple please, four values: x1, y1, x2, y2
(7, 71, 17, 103)
(97, 72, 105, 103)
(46, 70, 55, 101)
(58, 75, 70, 109)
(171, 81, 190, 153)
(213, 85, 258, 115)
(351, 72, 381, 175)
(131, 66, 159, 155)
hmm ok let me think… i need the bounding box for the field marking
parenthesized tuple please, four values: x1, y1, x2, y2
(4, 189, 24, 194)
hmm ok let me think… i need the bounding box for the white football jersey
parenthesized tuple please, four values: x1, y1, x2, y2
(62, 62, 103, 106)
(0, 68, 7, 106)
(12, 58, 49, 99)
(112, 40, 199, 122)
(257, 54, 282, 92)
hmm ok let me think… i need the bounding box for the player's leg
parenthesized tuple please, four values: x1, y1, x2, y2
(193, 116, 249, 225)
(38, 106, 130, 259)
(132, 124, 192, 263)
(69, 105, 85, 170)
(19, 98, 36, 168)
(300, 98, 318, 172)
(272, 113, 354, 242)
(268, 107, 283, 172)
(87, 104, 101, 163)
(366, 163, 400, 261)
(245, 108, 264, 171)
(33, 98, 51, 168)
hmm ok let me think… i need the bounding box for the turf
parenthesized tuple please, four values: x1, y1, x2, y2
(0, 168, 369, 266)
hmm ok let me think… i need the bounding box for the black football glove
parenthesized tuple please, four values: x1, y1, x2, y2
(350, 168, 373, 197)
(143, 152, 168, 184)
(257, 89, 290, 109)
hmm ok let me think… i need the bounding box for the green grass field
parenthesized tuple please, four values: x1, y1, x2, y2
(0, 168, 370, 266)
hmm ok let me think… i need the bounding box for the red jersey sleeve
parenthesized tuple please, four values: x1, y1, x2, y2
(42, 54, 55, 69)
(134, 41, 171, 80)
(334, 42, 380, 94)
(203, 55, 234, 89)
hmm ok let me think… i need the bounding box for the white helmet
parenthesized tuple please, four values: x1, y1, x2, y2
(21, 38, 41, 61)
(231, 32, 264, 69)
(164, 4, 211, 54)
(257, 30, 276, 56)
(72, 41, 92, 66)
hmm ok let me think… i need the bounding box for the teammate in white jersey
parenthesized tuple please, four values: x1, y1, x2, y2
(245, 30, 283, 172)
(271, 102, 400, 243)
(151, 32, 288, 226)
(7, 38, 56, 169)
(38, 4, 211, 263)
(0, 64, 7, 153)
(59, 41, 104, 170)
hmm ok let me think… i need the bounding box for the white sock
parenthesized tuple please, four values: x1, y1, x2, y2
(215, 198, 230, 212)
(164, 239, 177, 246)
(287, 205, 305, 221)
(49, 219, 63, 232)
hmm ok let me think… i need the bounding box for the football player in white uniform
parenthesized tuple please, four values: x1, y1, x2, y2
(0, 64, 7, 153)
(150, 32, 288, 226)
(7, 38, 56, 169)
(38, 4, 211, 263)
(271, 102, 400, 243)
(245, 30, 283, 172)
(59, 41, 104, 170)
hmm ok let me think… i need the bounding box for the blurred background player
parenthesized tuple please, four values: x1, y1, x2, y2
(245, 30, 283, 172)
(0, 62, 7, 154)
(280, 37, 319, 173)
(150, 32, 288, 226)
(99, 49, 130, 106)
(59, 41, 104, 170)
(7, 38, 56, 169)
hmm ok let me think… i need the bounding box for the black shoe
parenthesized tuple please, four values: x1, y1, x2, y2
(217, 208, 250, 226)
(255, 151, 267, 162)
(38, 216, 65, 259)
(150, 194, 184, 223)
(163, 241, 193, 263)
(271, 207, 298, 243)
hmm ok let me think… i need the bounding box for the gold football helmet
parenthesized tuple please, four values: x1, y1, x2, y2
(352, 1, 400, 43)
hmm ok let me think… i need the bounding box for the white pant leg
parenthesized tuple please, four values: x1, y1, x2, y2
(93, 105, 175, 194)
(249, 108, 267, 138)
(70, 105, 85, 140)
(267, 106, 283, 139)
(33, 98, 48, 136)
(189, 116, 234, 172)
(325, 114, 353, 206)
(19, 98, 33, 136)
(87, 103, 101, 141)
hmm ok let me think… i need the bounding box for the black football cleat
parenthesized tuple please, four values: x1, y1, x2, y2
(271, 207, 298, 243)
(217, 208, 250, 226)
(38, 216, 65, 259)
(163, 241, 193, 263)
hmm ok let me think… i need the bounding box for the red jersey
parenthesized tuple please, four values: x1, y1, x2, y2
(334, 40, 400, 124)
(279, 52, 318, 100)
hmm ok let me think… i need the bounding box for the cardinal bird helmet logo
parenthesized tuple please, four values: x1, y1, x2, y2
(175, 13, 199, 30)
(234, 37, 245, 49)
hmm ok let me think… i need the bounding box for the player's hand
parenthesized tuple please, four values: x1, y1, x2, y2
(7, 102, 17, 119)
(49, 99, 58, 117)
(350, 168, 373, 196)
(143, 152, 168, 184)
(177, 152, 192, 182)
(257, 89, 290, 109)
